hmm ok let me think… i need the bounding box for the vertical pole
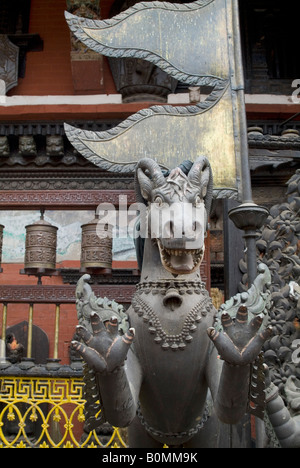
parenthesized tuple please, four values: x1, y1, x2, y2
(229, 0, 269, 286)
(229, 0, 269, 449)
(53, 304, 60, 360)
(1, 303, 7, 361)
(231, 0, 253, 205)
(27, 303, 34, 359)
(1, 303, 7, 342)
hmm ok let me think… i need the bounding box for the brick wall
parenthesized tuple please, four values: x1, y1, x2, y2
(0, 263, 78, 365)
(11, 0, 74, 95)
(9, 0, 117, 96)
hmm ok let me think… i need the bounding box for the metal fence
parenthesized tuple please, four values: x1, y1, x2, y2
(0, 376, 127, 448)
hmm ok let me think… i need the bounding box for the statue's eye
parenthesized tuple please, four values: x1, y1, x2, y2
(154, 196, 163, 207)
(194, 195, 203, 206)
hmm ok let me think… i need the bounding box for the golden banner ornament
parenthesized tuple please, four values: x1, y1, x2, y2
(65, 0, 248, 200)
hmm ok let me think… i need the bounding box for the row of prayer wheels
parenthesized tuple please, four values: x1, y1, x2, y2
(0, 213, 113, 274)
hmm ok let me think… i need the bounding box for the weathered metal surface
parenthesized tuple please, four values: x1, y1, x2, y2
(65, 0, 246, 200)
(65, 0, 230, 85)
(65, 84, 239, 194)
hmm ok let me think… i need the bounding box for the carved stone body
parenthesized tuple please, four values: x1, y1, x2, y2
(128, 238, 216, 446)
(73, 157, 272, 447)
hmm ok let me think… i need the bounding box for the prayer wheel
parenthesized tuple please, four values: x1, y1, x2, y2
(81, 214, 113, 270)
(0, 224, 4, 272)
(24, 214, 58, 272)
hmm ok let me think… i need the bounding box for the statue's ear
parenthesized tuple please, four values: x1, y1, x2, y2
(137, 168, 153, 202)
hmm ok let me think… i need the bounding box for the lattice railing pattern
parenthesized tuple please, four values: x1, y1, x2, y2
(0, 376, 127, 448)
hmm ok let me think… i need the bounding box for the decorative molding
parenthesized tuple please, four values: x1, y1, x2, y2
(0, 175, 135, 192)
(0, 284, 136, 304)
(60, 268, 140, 285)
(0, 190, 136, 209)
(248, 133, 300, 151)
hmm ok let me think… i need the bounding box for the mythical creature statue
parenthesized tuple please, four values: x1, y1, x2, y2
(72, 157, 272, 448)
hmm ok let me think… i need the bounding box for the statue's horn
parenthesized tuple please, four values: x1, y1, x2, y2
(188, 156, 213, 216)
(134, 158, 166, 204)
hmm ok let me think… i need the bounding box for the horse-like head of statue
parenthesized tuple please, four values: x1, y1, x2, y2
(135, 157, 213, 275)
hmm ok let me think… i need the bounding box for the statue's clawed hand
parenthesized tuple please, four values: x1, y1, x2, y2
(71, 312, 135, 373)
(207, 306, 272, 366)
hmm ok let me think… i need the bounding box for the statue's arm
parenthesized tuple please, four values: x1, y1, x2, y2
(72, 313, 142, 428)
(207, 307, 272, 425)
(206, 343, 251, 424)
(95, 348, 142, 428)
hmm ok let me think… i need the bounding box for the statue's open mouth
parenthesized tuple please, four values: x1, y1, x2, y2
(157, 239, 204, 275)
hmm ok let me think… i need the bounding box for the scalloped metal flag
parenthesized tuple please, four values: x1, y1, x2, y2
(65, 0, 230, 85)
(65, 0, 246, 199)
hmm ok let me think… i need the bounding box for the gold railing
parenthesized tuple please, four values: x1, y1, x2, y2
(0, 376, 127, 448)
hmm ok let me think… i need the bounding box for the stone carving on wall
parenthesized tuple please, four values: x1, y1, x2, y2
(46, 135, 64, 157)
(0, 136, 9, 157)
(0, 35, 19, 93)
(67, 0, 101, 59)
(240, 170, 300, 397)
(19, 136, 37, 157)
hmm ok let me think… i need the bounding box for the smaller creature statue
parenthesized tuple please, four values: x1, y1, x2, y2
(46, 135, 64, 157)
(0, 136, 9, 157)
(19, 136, 37, 157)
(6, 334, 24, 363)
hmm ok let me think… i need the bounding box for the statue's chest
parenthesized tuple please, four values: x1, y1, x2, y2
(128, 291, 215, 415)
(129, 290, 214, 354)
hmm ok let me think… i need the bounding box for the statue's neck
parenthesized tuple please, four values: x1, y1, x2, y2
(140, 238, 202, 284)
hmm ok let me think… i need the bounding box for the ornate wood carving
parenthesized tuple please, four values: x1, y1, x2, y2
(239, 170, 300, 398)
(0, 284, 135, 304)
(0, 190, 136, 209)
